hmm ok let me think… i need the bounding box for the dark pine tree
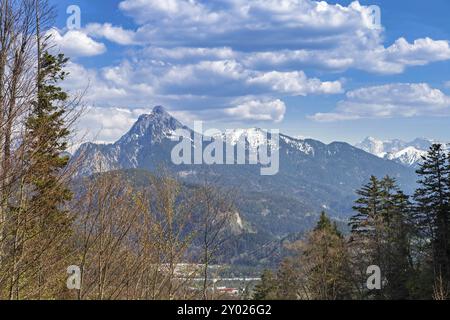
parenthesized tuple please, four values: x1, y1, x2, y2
(350, 176, 384, 264)
(414, 144, 450, 297)
(26, 51, 73, 225)
(24, 51, 73, 298)
(379, 176, 413, 299)
(350, 176, 414, 299)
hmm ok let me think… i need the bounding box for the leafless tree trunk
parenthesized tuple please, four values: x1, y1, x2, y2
(192, 177, 235, 300)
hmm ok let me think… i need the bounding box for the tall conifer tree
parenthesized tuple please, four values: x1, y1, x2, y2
(414, 144, 450, 297)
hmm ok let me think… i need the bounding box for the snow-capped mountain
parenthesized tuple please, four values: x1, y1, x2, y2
(356, 137, 416, 158)
(213, 128, 272, 150)
(73, 106, 191, 176)
(355, 137, 448, 167)
(71, 106, 417, 220)
(117, 105, 185, 144)
(213, 128, 314, 155)
(385, 147, 428, 167)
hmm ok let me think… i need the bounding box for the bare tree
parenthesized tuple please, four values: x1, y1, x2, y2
(68, 169, 198, 300)
(146, 170, 197, 300)
(70, 172, 146, 300)
(192, 177, 235, 300)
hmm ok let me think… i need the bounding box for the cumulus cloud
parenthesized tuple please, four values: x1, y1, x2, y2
(56, 0, 450, 128)
(386, 38, 450, 66)
(242, 37, 450, 75)
(156, 59, 343, 97)
(310, 83, 450, 122)
(118, 0, 379, 49)
(63, 59, 341, 111)
(76, 107, 154, 144)
(116, 0, 450, 74)
(119, 0, 223, 26)
(85, 23, 140, 45)
(48, 28, 106, 57)
(223, 99, 286, 122)
(140, 46, 236, 63)
(248, 71, 343, 95)
(64, 62, 130, 103)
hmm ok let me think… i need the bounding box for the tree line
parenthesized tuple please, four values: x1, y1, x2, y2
(254, 144, 450, 300)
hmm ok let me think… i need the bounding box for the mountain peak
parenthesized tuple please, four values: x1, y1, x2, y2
(136, 106, 170, 121)
(152, 105, 167, 115)
(355, 136, 446, 167)
(118, 106, 186, 145)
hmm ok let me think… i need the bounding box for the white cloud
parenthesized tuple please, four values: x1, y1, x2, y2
(159, 60, 344, 97)
(242, 50, 355, 72)
(119, 0, 223, 25)
(55, 0, 450, 128)
(243, 37, 450, 75)
(76, 106, 154, 143)
(48, 29, 106, 57)
(64, 62, 130, 102)
(248, 71, 343, 95)
(116, 0, 385, 64)
(310, 83, 450, 122)
(141, 46, 236, 63)
(85, 23, 140, 45)
(346, 83, 450, 107)
(445, 81, 450, 89)
(63, 58, 341, 116)
(224, 99, 286, 122)
(308, 113, 361, 122)
(115, 0, 450, 75)
(386, 37, 450, 66)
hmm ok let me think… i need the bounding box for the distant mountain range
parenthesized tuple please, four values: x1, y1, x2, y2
(71, 107, 419, 214)
(70, 107, 418, 261)
(355, 137, 449, 168)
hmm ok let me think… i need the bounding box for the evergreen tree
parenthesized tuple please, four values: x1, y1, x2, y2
(26, 51, 73, 225)
(350, 176, 414, 299)
(414, 144, 450, 297)
(26, 52, 71, 197)
(300, 212, 353, 300)
(380, 177, 413, 299)
(280, 212, 353, 300)
(22, 50, 73, 298)
(350, 176, 384, 269)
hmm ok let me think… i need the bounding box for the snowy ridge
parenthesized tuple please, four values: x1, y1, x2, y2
(214, 128, 270, 149)
(385, 147, 427, 167)
(358, 137, 389, 157)
(280, 135, 314, 155)
(214, 128, 315, 155)
(356, 137, 449, 167)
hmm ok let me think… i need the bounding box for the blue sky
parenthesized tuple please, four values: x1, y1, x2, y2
(48, 0, 450, 144)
